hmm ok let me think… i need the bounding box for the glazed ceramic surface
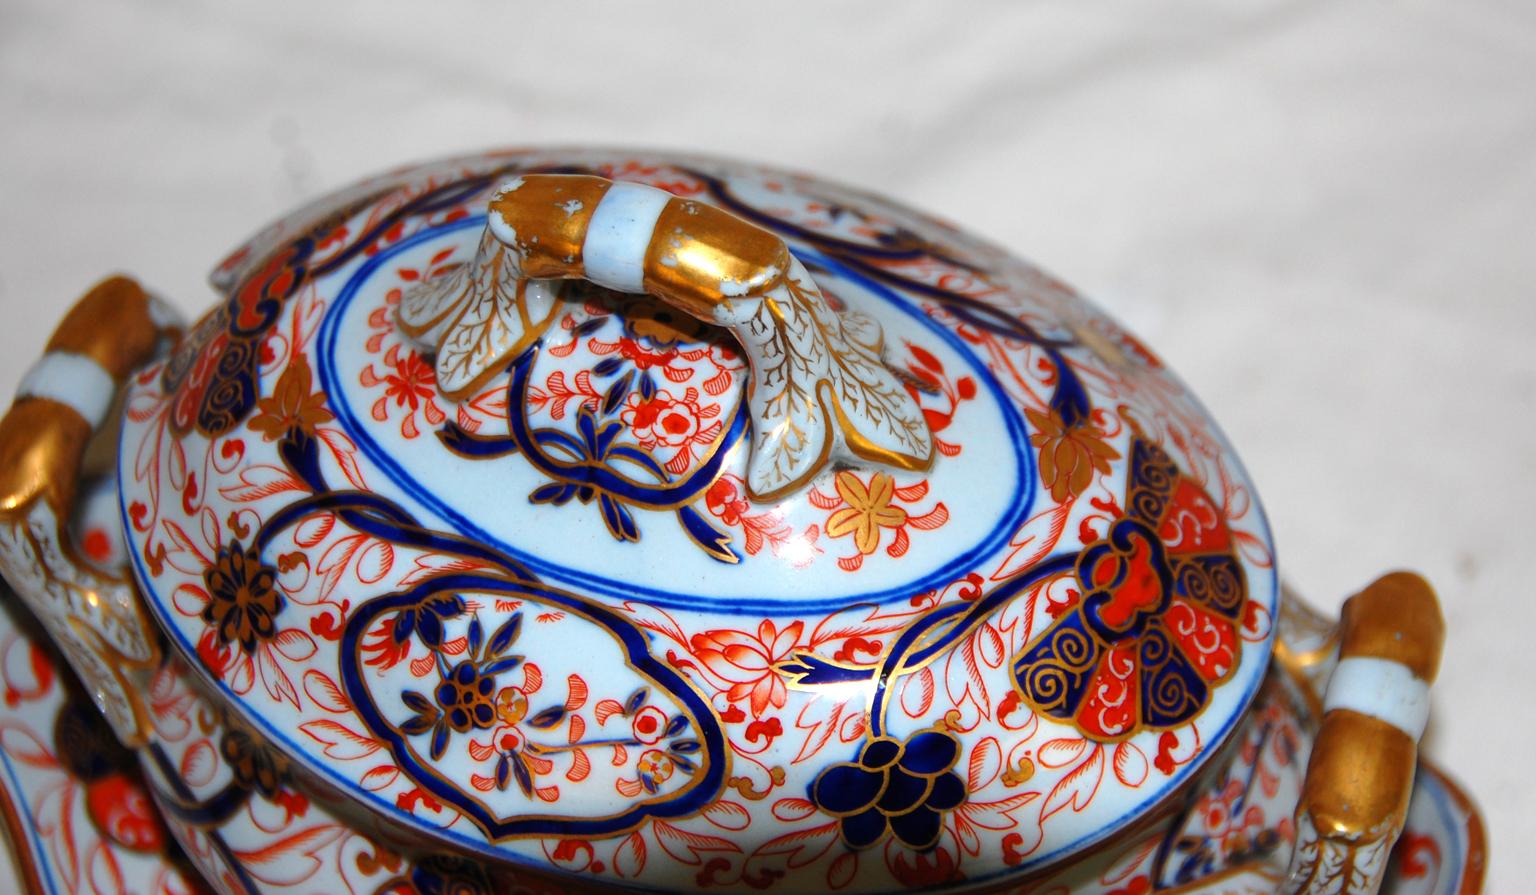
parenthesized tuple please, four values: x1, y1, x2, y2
(0, 578, 1485, 895)
(109, 149, 1281, 891)
(0, 587, 203, 895)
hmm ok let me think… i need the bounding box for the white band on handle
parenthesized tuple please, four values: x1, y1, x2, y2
(18, 351, 117, 427)
(581, 181, 672, 293)
(1322, 656, 1431, 740)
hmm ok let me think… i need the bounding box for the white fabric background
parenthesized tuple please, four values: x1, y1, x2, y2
(1, 0, 1529, 887)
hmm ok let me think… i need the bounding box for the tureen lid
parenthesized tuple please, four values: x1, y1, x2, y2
(116, 148, 1277, 888)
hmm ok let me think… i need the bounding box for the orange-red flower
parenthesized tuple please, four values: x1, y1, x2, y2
(623, 389, 717, 449)
(689, 620, 804, 718)
(706, 478, 749, 526)
(384, 350, 436, 411)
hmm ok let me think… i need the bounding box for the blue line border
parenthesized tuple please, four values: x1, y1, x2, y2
(0, 743, 60, 895)
(1421, 767, 1465, 892)
(109, 210, 1302, 891)
(314, 217, 1036, 614)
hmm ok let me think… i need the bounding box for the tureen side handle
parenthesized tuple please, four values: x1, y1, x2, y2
(400, 173, 936, 502)
(1284, 571, 1445, 895)
(0, 276, 183, 746)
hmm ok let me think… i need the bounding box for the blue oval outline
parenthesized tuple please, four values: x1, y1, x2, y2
(315, 217, 1036, 614)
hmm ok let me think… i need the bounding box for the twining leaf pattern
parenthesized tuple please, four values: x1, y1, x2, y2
(117, 152, 1294, 894)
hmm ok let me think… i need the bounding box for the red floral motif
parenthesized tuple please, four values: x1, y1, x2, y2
(630, 705, 670, 745)
(703, 475, 820, 564)
(84, 773, 169, 853)
(110, 154, 1296, 892)
(889, 846, 964, 887)
(362, 347, 446, 439)
(902, 340, 978, 459)
(689, 620, 805, 718)
(1191, 779, 1251, 849)
(622, 387, 722, 473)
(706, 478, 749, 528)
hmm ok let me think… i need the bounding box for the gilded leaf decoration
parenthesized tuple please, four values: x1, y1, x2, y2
(399, 230, 561, 401)
(718, 259, 934, 500)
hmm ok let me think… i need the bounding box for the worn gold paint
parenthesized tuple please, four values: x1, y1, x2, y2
(0, 277, 171, 746)
(643, 198, 790, 318)
(0, 277, 164, 520)
(0, 399, 91, 519)
(1302, 708, 1415, 840)
(1338, 571, 1444, 681)
(47, 276, 158, 379)
(1292, 572, 1444, 871)
(487, 175, 611, 279)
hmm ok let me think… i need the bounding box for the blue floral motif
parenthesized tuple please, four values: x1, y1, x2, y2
(811, 728, 967, 851)
(434, 660, 497, 732)
(435, 343, 745, 563)
(399, 610, 526, 761)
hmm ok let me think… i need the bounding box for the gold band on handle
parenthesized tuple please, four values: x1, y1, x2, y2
(486, 175, 610, 280)
(465, 174, 936, 500)
(487, 174, 792, 318)
(1286, 571, 1445, 895)
(1336, 571, 1445, 681)
(45, 275, 160, 379)
(643, 197, 791, 319)
(0, 399, 93, 518)
(1300, 709, 1417, 838)
(0, 275, 176, 745)
(0, 276, 159, 518)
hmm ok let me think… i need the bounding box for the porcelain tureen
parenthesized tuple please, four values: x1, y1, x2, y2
(0, 149, 1483, 894)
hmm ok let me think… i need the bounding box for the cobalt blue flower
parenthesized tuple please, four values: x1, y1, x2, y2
(811, 728, 967, 851)
(435, 659, 497, 733)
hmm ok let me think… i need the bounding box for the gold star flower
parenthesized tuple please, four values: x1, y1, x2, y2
(826, 471, 908, 555)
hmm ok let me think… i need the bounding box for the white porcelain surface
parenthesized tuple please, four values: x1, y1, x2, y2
(112, 149, 1277, 891)
(0, 3, 1523, 888)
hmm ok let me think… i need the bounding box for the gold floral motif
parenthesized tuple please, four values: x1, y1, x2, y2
(1026, 407, 1119, 502)
(201, 541, 284, 655)
(825, 471, 908, 555)
(247, 353, 333, 441)
(221, 722, 289, 798)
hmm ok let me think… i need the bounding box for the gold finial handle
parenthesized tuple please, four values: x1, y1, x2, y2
(0, 276, 182, 744)
(399, 174, 935, 501)
(1285, 571, 1446, 895)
